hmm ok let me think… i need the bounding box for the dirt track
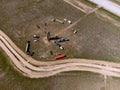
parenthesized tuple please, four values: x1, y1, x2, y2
(64, 0, 93, 13)
(89, 0, 120, 17)
(1, 30, 120, 78)
(64, 0, 120, 27)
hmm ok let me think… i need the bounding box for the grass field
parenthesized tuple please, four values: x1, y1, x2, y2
(0, 49, 105, 90)
(0, 0, 84, 61)
(60, 13, 120, 62)
(1, 0, 120, 90)
(0, 0, 120, 62)
(1, 49, 120, 90)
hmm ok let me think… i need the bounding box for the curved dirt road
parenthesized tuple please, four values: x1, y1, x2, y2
(1, 30, 120, 78)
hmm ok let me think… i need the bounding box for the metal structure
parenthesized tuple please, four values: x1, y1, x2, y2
(44, 21, 51, 41)
(57, 37, 69, 43)
(52, 18, 64, 24)
(44, 22, 49, 34)
(55, 54, 66, 59)
(49, 36, 60, 40)
(36, 24, 40, 29)
(67, 20, 72, 24)
(47, 32, 51, 41)
(25, 41, 30, 54)
(53, 41, 64, 50)
(33, 34, 40, 38)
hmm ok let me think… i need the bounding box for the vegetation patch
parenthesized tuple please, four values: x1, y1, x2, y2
(0, 49, 105, 90)
(99, 8, 120, 21)
(78, 0, 97, 8)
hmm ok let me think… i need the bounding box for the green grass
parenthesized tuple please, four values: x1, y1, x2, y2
(0, 0, 84, 61)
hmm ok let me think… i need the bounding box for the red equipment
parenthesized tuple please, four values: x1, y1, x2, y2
(36, 24, 40, 29)
(55, 54, 66, 59)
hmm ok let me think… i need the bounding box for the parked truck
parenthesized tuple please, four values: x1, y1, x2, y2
(55, 54, 66, 59)
(25, 41, 30, 54)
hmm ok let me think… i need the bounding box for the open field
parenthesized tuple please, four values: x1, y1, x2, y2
(0, 0, 120, 62)
(0, 0, 84, 61)
(65, 13, 120, 62)
(1, 29, 120, 78)
(0, 49, 117, 90)
(1, 48, 120, 90)
(0, 0, 120, 90)
(0, 34, 120, 90)
(0, 49, 103, 90)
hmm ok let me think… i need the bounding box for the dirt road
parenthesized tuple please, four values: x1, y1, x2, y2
(57, 6, 100, 35)
(64, 0, 93, 13)
(64, 0, 120, 28)
(1, 30, 120, 78)
(89, 0, 120, 17)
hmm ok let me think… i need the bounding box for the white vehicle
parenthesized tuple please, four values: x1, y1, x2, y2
(59, 46, 64, 50)
(64, 18, 67, 22)
(68, 20, 72, 24)
(33, 34, 39, 38)
(33, 39, 39, 43)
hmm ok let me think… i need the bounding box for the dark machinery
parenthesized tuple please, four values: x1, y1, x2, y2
(44, 22, 51, 41)
(25, 41, 30, 54)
